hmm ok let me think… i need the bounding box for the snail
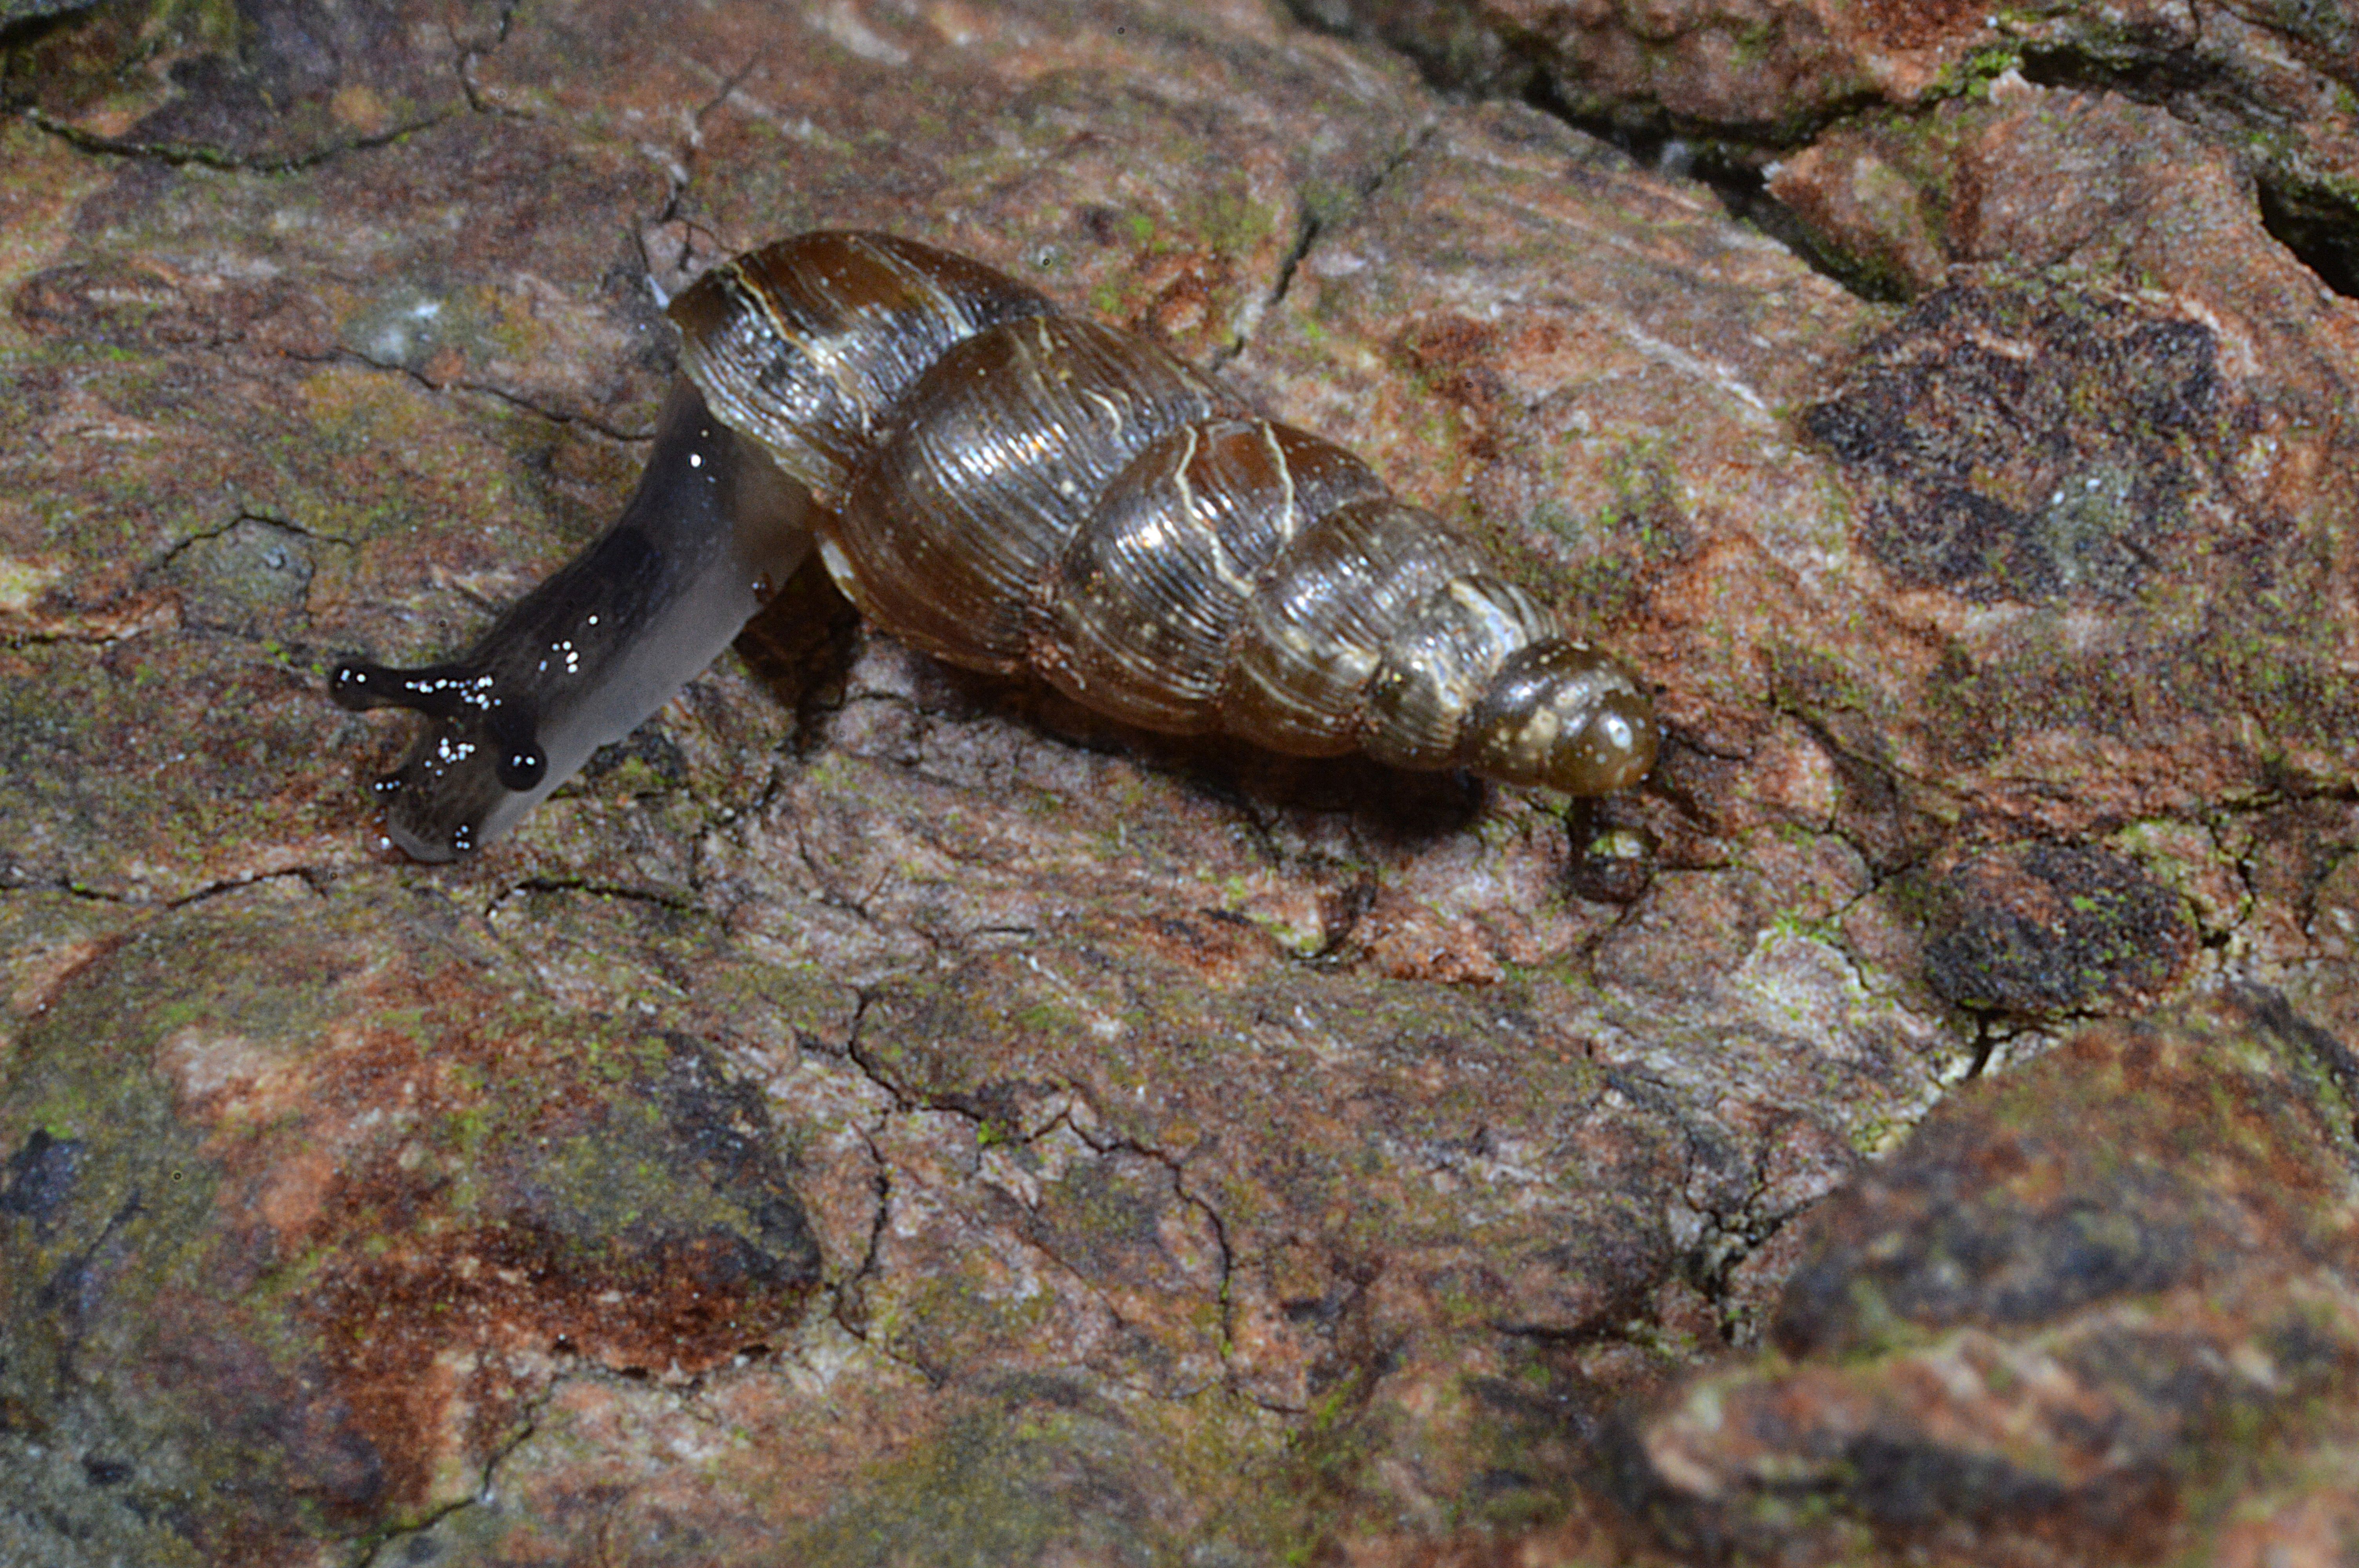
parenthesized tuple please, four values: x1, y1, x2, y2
(333, 231, 1657, 861)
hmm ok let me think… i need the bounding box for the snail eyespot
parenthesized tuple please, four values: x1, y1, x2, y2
(496, 747, 547, 791)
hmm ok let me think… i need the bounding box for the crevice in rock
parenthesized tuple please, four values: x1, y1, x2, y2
(160, 866, 325, 912)
(2014, 36, 2235, 111)
(1521, 76, 1908, 307)
(1304, 869, 1378, 965)
(1210, 201, 1321, 380)
(1932, 993, 2149, 1076)
(239, 507, 357, 552)
(452, 53, 526, 122)
(840, 987, 919, 1116)
(813, 995, 898, 1352)
(1064, 1114, 1241, 1381)
(286, 346, 646, 445)
(1198, 1185, 1238, 1376)
(1, 866, 111, 900)
(692, 49, 771, 140)
(0, 4, 96, 58)
(831, 1028, 1241, 1403)
(843, 1137, 893, 1300)
(792, 830, 915, 940)
(1963, 1014, 2000, 1075)
(628, 45, 770, 243)
(1688, 1216, 1782, 1348)
(2202, 807, 2273, 961)
(19, 102, 454, 175)
(483, 875, 702, 922)
(450, 0, 529, 122)
(1214, 113, 1441, 374)
(140, 509, 352, 585)
(2256, 177, 2359, 300)
(5, 866, 335, 915)
(641, 41, 787, 254)
(347, 1395, 545, 1568)
(2005, 39, 2359, 301)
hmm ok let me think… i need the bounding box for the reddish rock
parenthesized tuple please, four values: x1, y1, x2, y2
(1302, 0, 2004, 126)
(0, 883, 824, 1561)
(1630, 990, 2359, 1562)
(12, 0, 2359, 1564)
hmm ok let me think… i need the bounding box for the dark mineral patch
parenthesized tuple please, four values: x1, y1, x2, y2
(1807, 283, 2238, 603)
(642, 1031, 825, 1298)
(1, 1128, 84, 1235)
(1774, 1120, 2199, 1348)
(1922, 841, 2194, 1014)
(78, 1454, 133, 1487)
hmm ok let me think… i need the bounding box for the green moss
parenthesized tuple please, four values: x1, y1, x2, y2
(1926, 40, 2030, 105)
(1012, 998, 1082, 1036)
(770, 1379, 1311, 1565)
(1848, 1117, 1894, 1156)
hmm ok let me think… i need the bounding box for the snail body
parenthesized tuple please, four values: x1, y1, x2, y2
(336, 232, 1656, 860)
(331, 379, 811, 858)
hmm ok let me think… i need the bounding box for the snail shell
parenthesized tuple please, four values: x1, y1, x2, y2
(334, 232, 1656, 859)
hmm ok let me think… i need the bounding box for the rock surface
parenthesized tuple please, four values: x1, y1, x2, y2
(7, 0, 2359, 1564)
(1635, 989, 2359, 1562)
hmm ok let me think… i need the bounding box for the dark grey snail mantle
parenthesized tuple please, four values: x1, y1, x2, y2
(11, 0, 2359, 1564)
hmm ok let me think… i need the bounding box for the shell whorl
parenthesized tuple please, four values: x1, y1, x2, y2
(670, 231, 1657, 797)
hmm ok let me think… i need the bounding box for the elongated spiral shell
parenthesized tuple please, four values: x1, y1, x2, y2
(674, 232, 1657, 792)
